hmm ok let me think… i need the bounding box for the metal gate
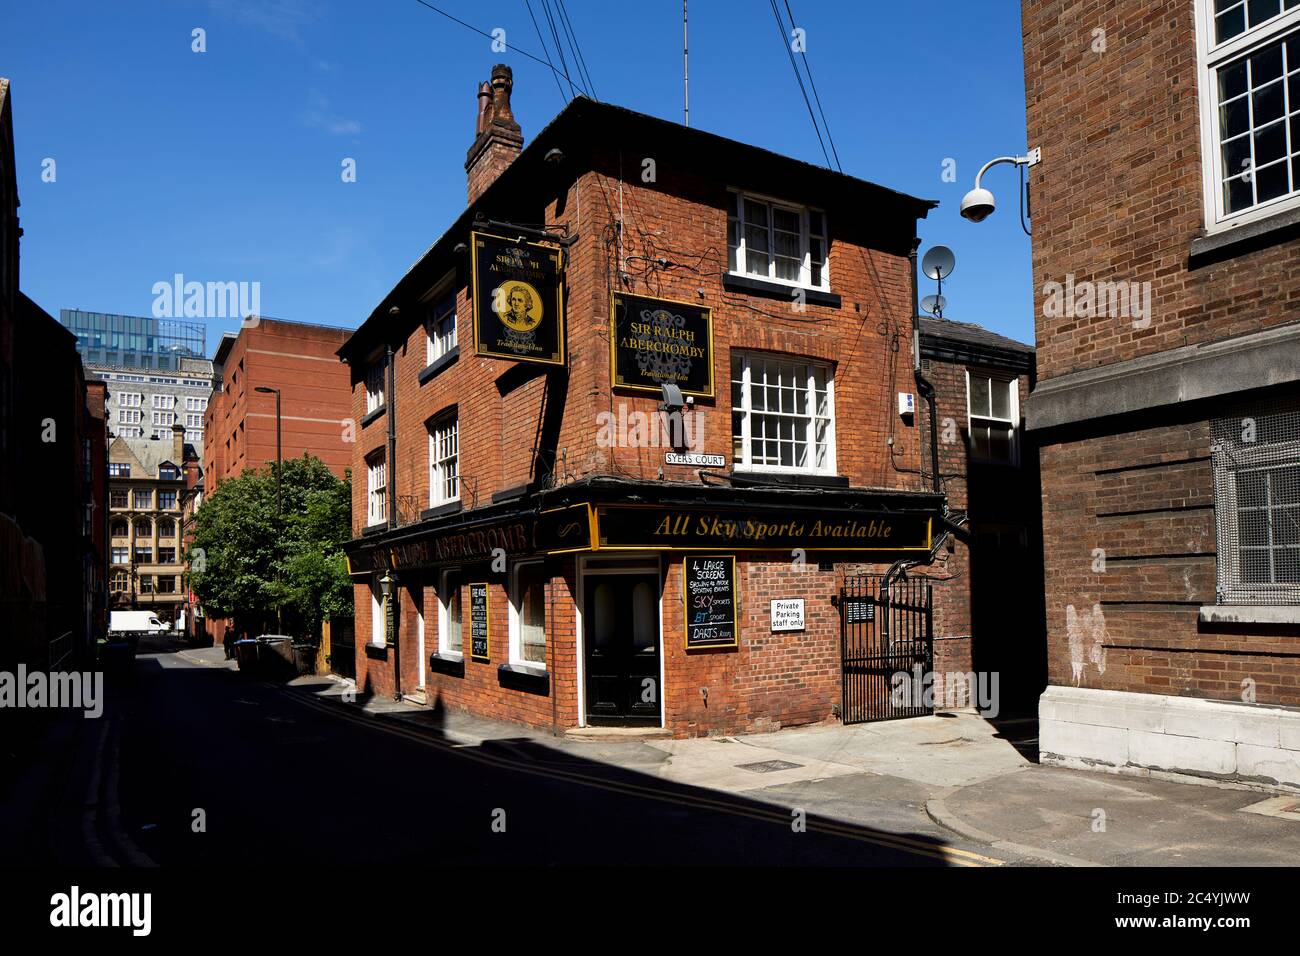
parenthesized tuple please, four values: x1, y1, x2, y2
(840, 574, 934, 724)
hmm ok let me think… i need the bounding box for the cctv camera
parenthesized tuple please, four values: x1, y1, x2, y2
(960, 187, 996, 223)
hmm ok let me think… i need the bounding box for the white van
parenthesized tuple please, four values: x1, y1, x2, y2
(109, 611, 172, 634)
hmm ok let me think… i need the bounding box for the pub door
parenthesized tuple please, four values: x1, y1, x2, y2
(583, 573, 661, 726)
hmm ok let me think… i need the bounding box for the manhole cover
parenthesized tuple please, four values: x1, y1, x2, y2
(735, 759, 804, 773)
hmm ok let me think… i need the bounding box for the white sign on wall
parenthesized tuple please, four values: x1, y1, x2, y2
(770, 599, 805, 633)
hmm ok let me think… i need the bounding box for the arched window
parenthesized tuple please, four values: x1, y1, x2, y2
(110, 519, 128, 537)
(133, 517, 153, 537)
(157, 518, 176, 538)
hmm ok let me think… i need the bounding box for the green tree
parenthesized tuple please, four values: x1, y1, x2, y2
(190, 454, 352, 638)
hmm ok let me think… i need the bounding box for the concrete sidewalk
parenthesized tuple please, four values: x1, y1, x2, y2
(181, 644, 1300, 866)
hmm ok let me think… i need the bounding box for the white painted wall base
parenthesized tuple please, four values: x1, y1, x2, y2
(1039, 685, 1300, 793)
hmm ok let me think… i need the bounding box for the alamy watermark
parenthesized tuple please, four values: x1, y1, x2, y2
(890, 667, 1001, 718)
(0, 665, 103, 718)
(1042, 273, 1152, 328)
(151, 273, 260, 319)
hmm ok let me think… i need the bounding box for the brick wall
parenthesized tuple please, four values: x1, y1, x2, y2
(1022, 0, 1300, 382)
(1023, 0, 1300, 710)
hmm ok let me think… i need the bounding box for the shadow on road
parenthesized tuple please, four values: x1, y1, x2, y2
(87, 647, 994, 867)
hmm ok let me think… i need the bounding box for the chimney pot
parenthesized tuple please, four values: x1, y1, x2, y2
(466, 63, 524, 205)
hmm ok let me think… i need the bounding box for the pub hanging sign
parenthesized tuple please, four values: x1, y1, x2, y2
(472, 231, 566, 366)
(610, 292, 714, 398)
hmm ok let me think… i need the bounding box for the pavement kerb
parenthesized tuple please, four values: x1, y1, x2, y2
(924, 772, 1103, 868)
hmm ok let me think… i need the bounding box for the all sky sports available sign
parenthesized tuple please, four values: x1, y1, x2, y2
(472, 231, 566, 366)
(597, 506, 933, 552)
(611, 292, 714, 398)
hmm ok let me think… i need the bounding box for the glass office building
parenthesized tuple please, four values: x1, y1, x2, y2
(61, 310, 206, 371)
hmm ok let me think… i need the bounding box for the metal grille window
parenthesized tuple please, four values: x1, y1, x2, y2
(1196, 2, 1300, 226)
(425, 293, 458, 366)
(727, 191, 829, 290)
(1212, 404, 1300, 604)
(731, 352, 835, 474)
(427, 414, 459, 506)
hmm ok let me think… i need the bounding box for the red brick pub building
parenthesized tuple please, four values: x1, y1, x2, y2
(1023, 0, 1300, 789)
(338, 66, 1036, 736)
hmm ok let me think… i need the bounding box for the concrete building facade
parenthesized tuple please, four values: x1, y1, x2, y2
(1022, 0, 1300, 790)
(107, 427, 197, 626)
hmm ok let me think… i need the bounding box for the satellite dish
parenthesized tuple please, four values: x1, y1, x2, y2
(922, 245, 956, 281)
(921, 295, 947, 316)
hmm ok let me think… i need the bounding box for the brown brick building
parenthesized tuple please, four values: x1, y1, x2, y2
(1021, 0, 1300, 789)
(338, 67, 1037, 736)
(203, 318, 354, 494)
(199, 317, 353, 646)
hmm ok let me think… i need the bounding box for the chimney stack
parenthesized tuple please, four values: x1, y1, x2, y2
(172, 423, 184, 467)
(466, 64, 524, 205)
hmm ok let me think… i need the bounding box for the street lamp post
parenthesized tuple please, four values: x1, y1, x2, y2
(254, 386, 282, 516)
(255, 386, 283, 633)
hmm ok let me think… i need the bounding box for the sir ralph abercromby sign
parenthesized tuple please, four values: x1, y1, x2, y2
(611, 292, 714, 398)
(472, 231, 566, 366)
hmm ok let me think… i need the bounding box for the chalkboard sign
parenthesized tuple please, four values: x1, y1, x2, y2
(469, 582, 490, 662)
(683, 555, 737, 650)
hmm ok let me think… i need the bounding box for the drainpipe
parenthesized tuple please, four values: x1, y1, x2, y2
(386, 307, 400, 700)
(909, 239, 941, 494)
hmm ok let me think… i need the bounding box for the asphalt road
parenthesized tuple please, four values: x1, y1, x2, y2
(47, 640, 991, 867)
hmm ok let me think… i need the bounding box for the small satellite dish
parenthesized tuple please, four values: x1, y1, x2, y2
(922, 245, 956, 281)
(922, 295, 947, 316)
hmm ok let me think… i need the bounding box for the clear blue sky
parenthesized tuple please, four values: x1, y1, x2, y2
(1, 0, 1032, 353)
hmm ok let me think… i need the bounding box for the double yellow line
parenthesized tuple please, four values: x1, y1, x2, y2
(283, 688, 1003, 867)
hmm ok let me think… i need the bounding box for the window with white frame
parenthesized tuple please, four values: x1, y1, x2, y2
(1196, 1, 1300, 227)
(1212, 404, 1300, 605)
(186, 414, 203, 428)
(370, 579, 386, 646)
(152, 411, 175, 426)
(730, 352, 835, 474)
(425, 293, 458, 367)
(152, 394, 175, 410)
(967, 372, 1018, 465)
(119, 392, 141, 408)
(119, 409, 142, 425)
(438, 569, 463, 656)
(186, 396, 208, 411)
(366, 450, 387, 526)
(428, 413, 459, 507)
(727, 190, 828, 289)
(365, 362, 385, 414)
(509, 562, 547, 668)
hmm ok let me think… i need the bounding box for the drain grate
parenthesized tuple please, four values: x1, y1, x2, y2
(735, 759, 804, 773)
